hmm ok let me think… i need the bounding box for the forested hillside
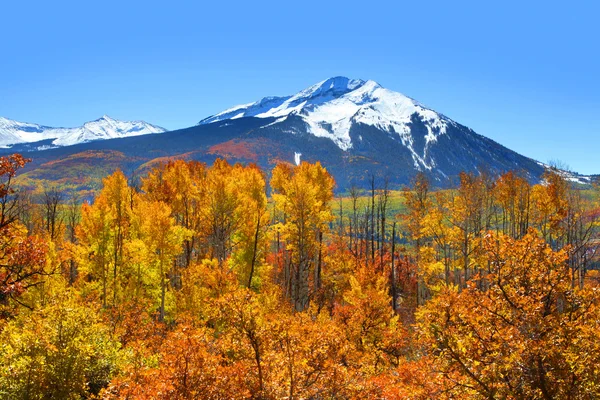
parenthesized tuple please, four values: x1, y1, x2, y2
(1, 153, 600, 399)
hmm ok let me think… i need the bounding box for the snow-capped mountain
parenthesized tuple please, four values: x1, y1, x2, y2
(200, 76, 452, 171)
(0, 115, 166, 148)
(10, 77, 583, 191)
(192, 76, 555, 186)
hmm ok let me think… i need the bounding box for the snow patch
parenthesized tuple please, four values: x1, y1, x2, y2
(536, 161, 593, 185)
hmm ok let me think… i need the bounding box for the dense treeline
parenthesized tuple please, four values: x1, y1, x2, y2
(1, 153, 600, 399)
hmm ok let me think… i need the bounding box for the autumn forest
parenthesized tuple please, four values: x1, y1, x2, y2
(2, 153, 600, 399)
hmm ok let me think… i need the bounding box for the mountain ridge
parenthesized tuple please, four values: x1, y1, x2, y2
(0, 115, 166, 148)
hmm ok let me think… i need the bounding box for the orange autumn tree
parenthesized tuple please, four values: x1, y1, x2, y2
(493, 171, 532, 239)
(142, 159, 207, 266)
(102, 322, 248, 399)
(0, 154, 48, 316)
(417, 230, 600, 399)
(334, 263, 409, 374)
(0, 154, 30, 230)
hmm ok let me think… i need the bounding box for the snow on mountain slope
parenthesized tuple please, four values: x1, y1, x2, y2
(0, 115, 166, 148)
(535, 161, 593, 185)
(199, 77, 454, 168)
(0, 117, 60, 146)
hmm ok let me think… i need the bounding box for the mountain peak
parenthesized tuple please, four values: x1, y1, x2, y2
(199, 77, 448, 159)
(89, 115, 116, 126)
(300, 76, 367, 98)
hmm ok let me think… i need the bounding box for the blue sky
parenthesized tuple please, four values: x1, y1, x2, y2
(1, 0, 598, 173)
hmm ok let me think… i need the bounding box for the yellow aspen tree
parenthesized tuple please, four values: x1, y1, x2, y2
(271, 162, 334, 312)
(76, 170, 131, 307)
(231, 164, 269, 288)
(136, 199, 188, 321)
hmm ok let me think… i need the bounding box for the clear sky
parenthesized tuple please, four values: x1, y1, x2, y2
(1, 0, 598, 173)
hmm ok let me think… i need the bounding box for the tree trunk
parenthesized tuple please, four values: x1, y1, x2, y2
(248, 216, 261, 288)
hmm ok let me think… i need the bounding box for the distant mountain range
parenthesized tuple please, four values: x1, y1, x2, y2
(0, 115, 166, 148)
(1, 77, 593, 192)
